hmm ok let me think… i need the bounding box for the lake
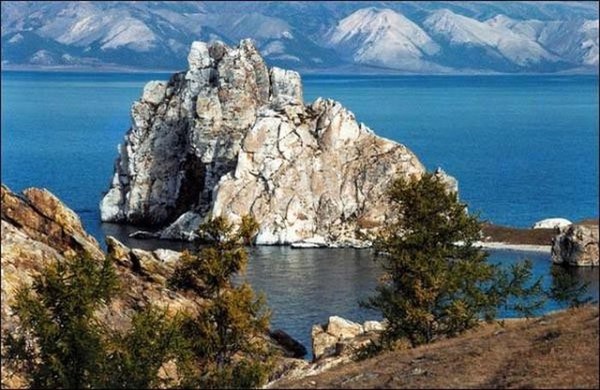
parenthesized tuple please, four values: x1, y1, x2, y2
(1, 71, 598, 356)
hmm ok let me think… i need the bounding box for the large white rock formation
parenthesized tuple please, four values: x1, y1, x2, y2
(100, 39, 455, 246)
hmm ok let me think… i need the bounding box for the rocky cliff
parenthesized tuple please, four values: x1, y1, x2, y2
(100, 39, 454, 246)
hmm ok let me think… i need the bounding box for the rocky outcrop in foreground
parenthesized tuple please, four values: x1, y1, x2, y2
(100, 39, 454, 247)
(552, 224, 599, 266)
(265, 316, 385, 387)
(1, 185, 305, 387)
(311, 316, 383, 361)
(271, 306, 600, 389)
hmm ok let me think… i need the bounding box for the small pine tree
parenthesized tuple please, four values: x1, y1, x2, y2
(3, 255, 195, 389)
(363, 173, 545, 348)
(239, 214, 260, 246)
(3, 255, 119, 389)
(169, 216, 274, 388)
(104, 306, 193, 389)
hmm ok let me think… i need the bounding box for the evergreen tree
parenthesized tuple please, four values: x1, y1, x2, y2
(3, 255, 193, 389)
(103, 307, 193, 389)
(3, 255, 118, 389)
(169, 216, 274, 388)
(363, 173, 545, 348)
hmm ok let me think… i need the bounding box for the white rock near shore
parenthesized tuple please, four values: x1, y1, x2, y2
(532, 218, 572, 229)
(100, 39, 456, 247)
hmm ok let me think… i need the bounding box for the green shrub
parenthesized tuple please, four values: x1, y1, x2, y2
(3, 255, 193, 389)
(3, 255, 118, 389)
(169, 216, 275, 388)
(362, 173, 545, 348)
(103, 306, 193, 389)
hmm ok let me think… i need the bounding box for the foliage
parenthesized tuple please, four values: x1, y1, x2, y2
(4, 215, 273, 389)
(363, 172, 546, 348)
(239, 214, 260, 246)
(103, 307, 193, 389)
(169, 216, 275, 388)
(353, 340, 384, 361)
(3, 254, 194, 389)
(3, 255, 118, 389)
(547, 266, 592, 308)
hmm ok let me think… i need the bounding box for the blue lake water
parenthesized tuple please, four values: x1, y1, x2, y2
(1, 71, 598, 356)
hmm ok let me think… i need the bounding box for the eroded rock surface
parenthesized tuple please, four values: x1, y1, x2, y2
(552, 224, 599, 266)
(100, 39, 454, 246)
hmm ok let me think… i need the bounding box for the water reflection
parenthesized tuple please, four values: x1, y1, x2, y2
(243, 247, 382, 356)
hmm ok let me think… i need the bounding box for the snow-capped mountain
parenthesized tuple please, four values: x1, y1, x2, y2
(326, 8, 447, 72)
(423, 9, 561, 71)
(1, 1, 598, 73)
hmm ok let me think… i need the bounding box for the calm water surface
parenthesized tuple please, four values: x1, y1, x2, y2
(2, 71, 598, 356)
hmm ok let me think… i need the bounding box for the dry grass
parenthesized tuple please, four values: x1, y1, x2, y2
(481, 219, 599, 246)
(578, 218, 600, 227)
(481, 223, 556, 245)
(275, 305, 599, 389)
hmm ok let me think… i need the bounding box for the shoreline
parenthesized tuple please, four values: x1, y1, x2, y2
(475, 241, 552, 253)
(2, 67, 598, 77)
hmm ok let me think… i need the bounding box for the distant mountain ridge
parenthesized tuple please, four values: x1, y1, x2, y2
(1, 1, 598, 74)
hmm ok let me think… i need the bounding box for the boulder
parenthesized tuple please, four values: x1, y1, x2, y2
(363, 320, 385, 332)
(100, 39, 456, 247)
(310, 316, 384, 361)
(1, 184, 103, 260)
(552, 224, 599, 266)
(106, 235, 132, 264)
(326, 316, 364, 339)
(532, 218, 572, 229)
(311, 324, 339, 361)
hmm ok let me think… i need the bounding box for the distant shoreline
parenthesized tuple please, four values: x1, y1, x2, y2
(476, 241, 551, 253)
(1, 66, 598, 77)
(0, 65, 179, 74)
(478, 219, 599, 254)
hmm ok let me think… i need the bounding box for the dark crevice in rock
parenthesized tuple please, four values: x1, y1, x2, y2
(171, 153, 206, 222)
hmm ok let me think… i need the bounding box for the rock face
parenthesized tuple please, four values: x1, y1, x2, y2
(532, 218, 572, 229)
(1, 185, 200, 388)
(2, 184, 104, 261)
(552, 224, 599, 266)
(100, 39, 453, 246)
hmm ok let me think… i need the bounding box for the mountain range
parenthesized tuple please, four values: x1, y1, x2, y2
(1, 1, 598, 74)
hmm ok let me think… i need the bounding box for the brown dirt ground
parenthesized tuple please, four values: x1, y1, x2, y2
(482, 223, 556, 245)
(275, 305, 600, 389)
